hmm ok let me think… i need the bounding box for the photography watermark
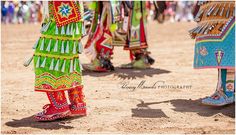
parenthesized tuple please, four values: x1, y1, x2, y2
(118, 80, 192, 91)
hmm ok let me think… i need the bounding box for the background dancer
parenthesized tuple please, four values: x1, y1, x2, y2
(83, 1, 120, 72)
(121, 1, 155, 69)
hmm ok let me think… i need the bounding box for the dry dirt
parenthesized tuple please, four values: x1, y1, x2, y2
(1, 21, 235, 134)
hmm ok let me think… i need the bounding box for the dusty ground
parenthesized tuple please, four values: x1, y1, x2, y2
(1, 21, 235, 134)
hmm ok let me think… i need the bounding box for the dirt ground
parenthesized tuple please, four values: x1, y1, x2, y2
(1, 21, 235, 134)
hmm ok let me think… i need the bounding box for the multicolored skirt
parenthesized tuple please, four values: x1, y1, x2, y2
(84, 2, 114, 60)
(124, 1, 148, 50)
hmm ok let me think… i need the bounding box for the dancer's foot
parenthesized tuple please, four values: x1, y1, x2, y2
(34, 104, 71, 121)
(121, 58, 150, 69)
(83, 58, 114, 72)
(69, 103, 87, 117)
(121, 54, 155, 69)
(202, 91, 235, 106)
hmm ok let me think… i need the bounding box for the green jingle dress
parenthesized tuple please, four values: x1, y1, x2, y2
(31, 1, 86, 92)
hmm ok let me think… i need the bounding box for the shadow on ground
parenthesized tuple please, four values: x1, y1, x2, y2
(131, 99, 169, 118)
(5, 115, 85, 130)
(83, 67, 171, 79)
(131, 108, 169, 118)
(131, 99, 235, 118)
(170, 99, 235, 118)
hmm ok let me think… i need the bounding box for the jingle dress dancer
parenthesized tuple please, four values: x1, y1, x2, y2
(24, 1, 86, 121)
(189, 1, 235, 106)
(121, 1, 155, 69)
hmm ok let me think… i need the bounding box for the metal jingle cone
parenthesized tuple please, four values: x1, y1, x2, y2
(219, 4, 226, 16)
(213, 4, 220, 16)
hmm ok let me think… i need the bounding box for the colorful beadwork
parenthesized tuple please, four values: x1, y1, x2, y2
(51, 1, 82, 27)
(190, 2, 235, 69)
